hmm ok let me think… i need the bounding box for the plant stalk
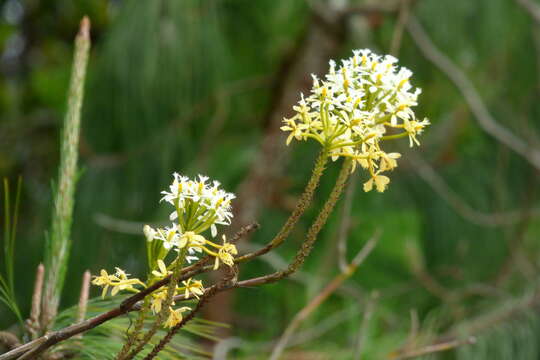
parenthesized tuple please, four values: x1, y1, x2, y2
(42, 17, 91, 331)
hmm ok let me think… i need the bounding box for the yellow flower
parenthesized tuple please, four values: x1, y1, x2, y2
(179, 231, 205, 249)
(91, 268, 144, 298)
(151, 259, 172, 279)
(181, 278, 204, 299)
(164, 306, 191, 328)
(404, 118, 430, 147)
(213, 235, 238, 270)
(363, 173, 390, 193)
(150, 289, 168, 314)
(91, 269, 114, 299)
(379, 152, 401, 171)
(280, 117, 306, 146)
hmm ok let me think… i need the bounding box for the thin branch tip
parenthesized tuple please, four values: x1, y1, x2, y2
(79, 16, 91, 38)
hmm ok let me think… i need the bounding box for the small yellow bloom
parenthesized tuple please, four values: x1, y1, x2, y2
(151, 259, 172, 279)
(150, 289, 168, 314)
(164, 306, 191, 328)
(179, 231, 205, 248)
(363, 174, 390, 193)
(379, 152, 401, 171)
(181, 278, 204, 299)
(91, 268, 144, 298)
(404, 118, 430, 147)
(213, 235, 238, 270)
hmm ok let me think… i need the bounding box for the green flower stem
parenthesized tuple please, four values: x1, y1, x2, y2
(115, 296, 151, 359)
(238, 158, 351, 285)
(234, 149, 330, 264)
(284, 158, 351, 275)
(122, 248, 187, 360)
(381, 132, 408, 141)
(42, 17, 91, 331)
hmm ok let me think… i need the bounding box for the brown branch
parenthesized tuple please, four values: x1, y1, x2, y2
(0, 225, 258, 360)
(0, 337, 47, 360)
(388, 336, 476, 360)
(389, 0, 412, 56)
(406, 16, 540, 170)
(76, 271, 91, 325)
(25, 264, 44, 339)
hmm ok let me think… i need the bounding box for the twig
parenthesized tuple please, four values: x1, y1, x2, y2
(388, 336, 476, 359)
(25, 264, 44, 339)
(515, 0, 540, 24)
(389, 0, 412, 56)
(42, 16, 91, 331)
(75, 271, 91, 326)
(269, 234, 379, 360)
(0, 337, 47, 360)
(406, 16, 540, 170)
(406, 151, 540, 226)
(405, 240, 454, 301)
(238, 242, 364, 302)
(355, 291, 378, 360)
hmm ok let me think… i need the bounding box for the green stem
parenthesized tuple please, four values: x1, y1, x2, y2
(234, 150, 330, 265)
(116, 297, 151, 359)
(381, 132, 408, 141)
(122, 249, 187, 360)
(285, 159, 351, 275)
(245, 159, 352, 285)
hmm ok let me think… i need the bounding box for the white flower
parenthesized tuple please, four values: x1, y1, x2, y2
(155, 224, 180, 249)
(281, 48, 429, 193)
(143, 225, 157, 242)
(160, 173, 235, 235)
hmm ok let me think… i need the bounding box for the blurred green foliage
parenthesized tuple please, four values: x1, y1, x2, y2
(1, 0, 540, 358)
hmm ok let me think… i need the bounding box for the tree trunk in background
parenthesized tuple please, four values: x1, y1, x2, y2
(203, 8, 347, 338)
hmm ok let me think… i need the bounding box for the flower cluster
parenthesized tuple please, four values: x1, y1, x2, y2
(281, 49, 429, 192)
(92, 173, 238, 328)
(160, 174, 235, 237)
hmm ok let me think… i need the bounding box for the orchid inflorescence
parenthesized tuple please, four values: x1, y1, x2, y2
(92, 174, 238, 328)
(16, 47, 430, 360)
(281, 49, 430, 192)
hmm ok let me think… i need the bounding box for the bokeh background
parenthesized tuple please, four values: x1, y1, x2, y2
(2, 0, 540, 359)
